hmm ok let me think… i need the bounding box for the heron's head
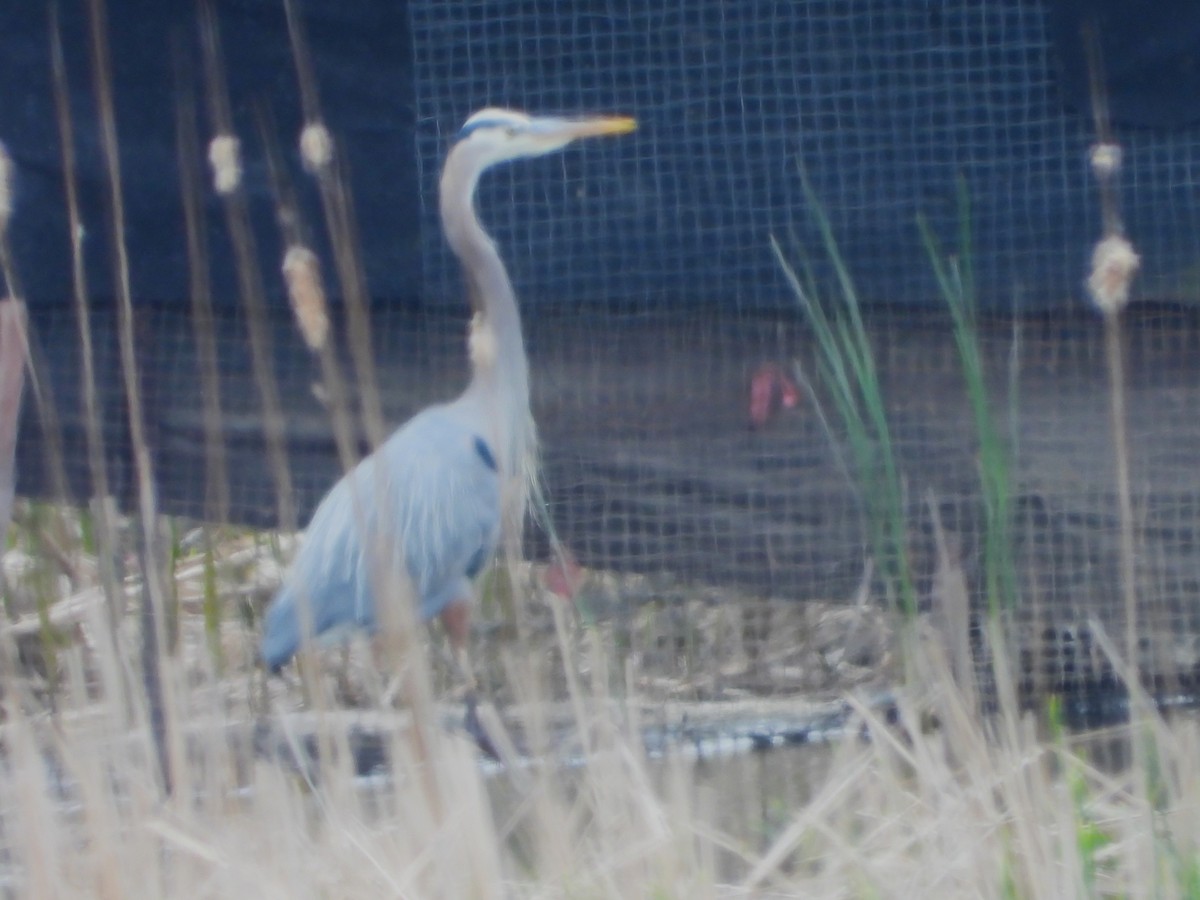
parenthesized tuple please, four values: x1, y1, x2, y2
(452, 107, 636, 168)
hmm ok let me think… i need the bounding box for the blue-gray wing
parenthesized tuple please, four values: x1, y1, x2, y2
(261, 405, 501, 670)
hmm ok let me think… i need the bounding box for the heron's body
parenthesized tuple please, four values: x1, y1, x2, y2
(261, 401, 501, 670)
(260, 107, 634, 677)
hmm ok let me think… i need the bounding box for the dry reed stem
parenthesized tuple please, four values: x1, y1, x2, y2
(0, 140, 11, 239)
(273, 3, 450, 804)
(7, 9, 1194, 897)
(5, 538, 1200, 899)
(2, 581, 115, 638)
(283, 0, 385, 448)
(254, 110, 410, 824)
(1102, 311, 1140, 676)
(174, 75, 230, 522)
(0, 139, 18, 310)
(255, 111, 360, 482)
(86, 0, 174, 793)
(199, 1, 296, 532)
(0, 145, 45, 533)
(1087, 226, 1140, 675)
(924, 491, 977, 717)
(310, 164, 384, 442)
(50, 6, 127, 651)
(0, 299, 26, 547)
(1083, 31, 1142, 695)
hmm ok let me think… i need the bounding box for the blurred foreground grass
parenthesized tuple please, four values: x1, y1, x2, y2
(0, 498, 1198, 898)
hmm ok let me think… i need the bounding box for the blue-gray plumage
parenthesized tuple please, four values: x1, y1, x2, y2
(260, 107, 635, 682)
(261, 405, 501, 671)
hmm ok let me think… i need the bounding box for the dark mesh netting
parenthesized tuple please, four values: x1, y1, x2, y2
(404, 0, 1200, 703)
(5, 0, 1200, 709)
(410, 1, 1200, 312)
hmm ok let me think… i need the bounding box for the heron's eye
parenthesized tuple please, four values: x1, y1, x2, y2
(504, 126, 519, 138)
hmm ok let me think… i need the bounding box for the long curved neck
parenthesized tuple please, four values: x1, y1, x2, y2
(438, 144, 533, 492)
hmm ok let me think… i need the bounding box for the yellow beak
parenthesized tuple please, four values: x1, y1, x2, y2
(535, 115, 638, 140)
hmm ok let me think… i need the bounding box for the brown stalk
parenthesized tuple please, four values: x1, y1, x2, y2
(198, 0, 297, 532)
(0, 300, 27, 549)
(925, 492, 977, 718)
(86, 0, 173, 792)
(282, 0, 386, 448)
(279, 0, 444, 803)
(0, 143, 15, 300)
(0, 143, 69, 522)
(173, 65, 230, 524)
(255, 113, 358, 478)
(256, 112, 362, 738)
(1081, 28, 1154, 847)
(0, 12, 90, 713)
(1082, 25, 1141, 686)
(49, 5, 126, 648)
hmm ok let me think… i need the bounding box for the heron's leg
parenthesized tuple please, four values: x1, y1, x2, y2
(438, 598, 477, 694)
(444, 602, 508, 763)
(439, 598, 503, 759)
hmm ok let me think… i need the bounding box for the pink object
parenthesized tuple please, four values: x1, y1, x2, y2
(748, 363, 801, 429)
(542, 550, 584, 600)
(439, 597, 471, 649)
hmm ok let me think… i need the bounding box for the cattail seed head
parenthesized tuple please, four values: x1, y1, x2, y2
(1087, 234, 1140, 316)
(0, 141, 13, 236)
(208, 134, 242, 195)
(1090, 142, 1122, 179)
(282, 245, 329, 350)
(300, 122, 334, 173)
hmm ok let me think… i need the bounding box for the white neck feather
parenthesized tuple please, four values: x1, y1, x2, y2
(439, 143, 537, 539)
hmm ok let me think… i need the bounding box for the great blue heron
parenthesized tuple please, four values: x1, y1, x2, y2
(261, 108, 636, 686)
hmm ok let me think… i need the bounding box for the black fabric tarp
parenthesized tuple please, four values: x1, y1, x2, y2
(6, 0, 1200, 579)
(1050, 0, 1200, 128)
(0, 1, 418, 314)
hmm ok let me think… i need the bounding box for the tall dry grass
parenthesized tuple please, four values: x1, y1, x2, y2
(0, 5, 1196, 899)
(2, 516, 1199, 898)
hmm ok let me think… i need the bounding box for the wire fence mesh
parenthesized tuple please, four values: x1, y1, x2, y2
(409, 0, 1200, 313)
(6, 0, 1200, 711)
(402, 0, 1200, 707)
